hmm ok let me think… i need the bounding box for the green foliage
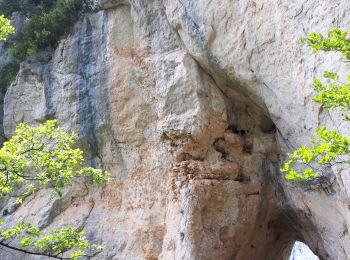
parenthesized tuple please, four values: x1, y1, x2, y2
(0, 120, 108, 259)
(0, 15, 14, 41)
(312, 77, 350, 118)
(0, 0, 55, 17)
(10, 0, 92, 58)
(0, 120, 108, 197)
(0, 222, 99, 259)
(0, 14, 16, 90)
(35, 227, 89, 258)
(0, 0, 93, 89)
(301, 28, 350, 60)
(282, 28, 350, 183)
(281, 127, 350, 182)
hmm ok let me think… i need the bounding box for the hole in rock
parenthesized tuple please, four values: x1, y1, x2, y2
(289, 241, 319, 260)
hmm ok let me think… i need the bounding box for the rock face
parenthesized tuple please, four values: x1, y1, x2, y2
(1, 0, 350, 259)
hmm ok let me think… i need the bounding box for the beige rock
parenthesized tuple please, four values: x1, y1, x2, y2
(2, 0, 350, 259)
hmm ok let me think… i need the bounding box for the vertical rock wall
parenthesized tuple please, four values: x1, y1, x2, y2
(1, 0, 350, 259)
(162, 0, 350, 259)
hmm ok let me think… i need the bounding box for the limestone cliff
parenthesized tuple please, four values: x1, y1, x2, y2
(1, 0, 350, 259)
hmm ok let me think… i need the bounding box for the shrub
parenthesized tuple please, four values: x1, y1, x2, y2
(0, 0, 93, 90)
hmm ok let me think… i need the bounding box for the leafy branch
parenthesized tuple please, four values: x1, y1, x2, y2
(0, 120, 108, 259)
(282, 28, 350, 183)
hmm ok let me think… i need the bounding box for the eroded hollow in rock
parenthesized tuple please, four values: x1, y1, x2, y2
(164, 84, 320, 259)
(193, 81, 326, 259)
(289, 241, 319, 260)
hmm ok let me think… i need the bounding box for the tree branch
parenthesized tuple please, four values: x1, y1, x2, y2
(0, 241, 65, 259)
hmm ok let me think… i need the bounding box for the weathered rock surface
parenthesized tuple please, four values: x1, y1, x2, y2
(1, 0, 350, 259)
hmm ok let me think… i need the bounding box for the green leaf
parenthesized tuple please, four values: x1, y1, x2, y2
(323, 71, 339, 80)
(0, 15, 14, 41)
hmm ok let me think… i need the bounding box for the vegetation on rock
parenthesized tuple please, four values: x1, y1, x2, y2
(0, 0, 94, 90)
(0, 15, 14, 41)
(0, 120, 108, 259)
(1, 10, 106, 260)
(282, 28, 350, 183)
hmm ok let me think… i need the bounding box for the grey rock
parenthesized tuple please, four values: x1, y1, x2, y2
(1, 0, 349, 259)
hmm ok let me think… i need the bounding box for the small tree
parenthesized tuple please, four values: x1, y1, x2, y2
(0, 120, 108, 259)
(282, 28, 350, 183)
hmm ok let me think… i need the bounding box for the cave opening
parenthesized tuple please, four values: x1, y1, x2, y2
(289, 241, 319, 260)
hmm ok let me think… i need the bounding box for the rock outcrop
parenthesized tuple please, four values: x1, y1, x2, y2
(1, 0, 350, 259)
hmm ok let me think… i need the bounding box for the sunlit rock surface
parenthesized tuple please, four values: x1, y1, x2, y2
(1, 0, 350, 259)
